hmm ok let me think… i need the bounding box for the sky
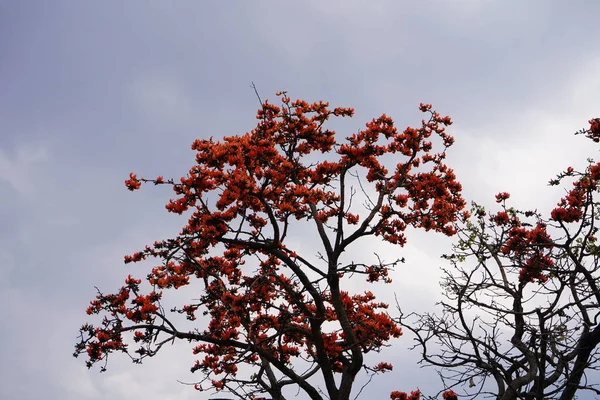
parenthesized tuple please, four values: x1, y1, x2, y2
(1, 1, 600, 399)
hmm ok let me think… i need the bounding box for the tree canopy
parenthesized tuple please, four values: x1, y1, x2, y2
(74, 92, 466, 400)
(401, 118, 600, 400)
(75, 88, 600, 400)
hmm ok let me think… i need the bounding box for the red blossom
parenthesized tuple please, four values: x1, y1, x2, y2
(442, 390, 458, 400)
(374, 361, 394, 372)
(590, 163, 600, 180)
(391, 390, 422, 400)
(495, 192, 510, 203)
(580, 118, 600, 142)
(125, 173, 141, 191)
(492, 211, 510, 225)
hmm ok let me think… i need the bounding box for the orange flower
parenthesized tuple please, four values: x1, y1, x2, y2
(125, 173, 141, 191)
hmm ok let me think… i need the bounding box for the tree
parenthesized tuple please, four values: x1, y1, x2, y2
(400, 119, 600, 400)
(74, 92, 467, 400)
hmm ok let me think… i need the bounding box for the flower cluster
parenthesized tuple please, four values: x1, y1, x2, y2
(500, 218, 553, 283)
(575, 117, 600, 142)
(390, 390, 422, 400)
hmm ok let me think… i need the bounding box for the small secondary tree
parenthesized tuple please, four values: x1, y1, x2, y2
(400, 119, 600, 400)
(74, 92, 466, 400)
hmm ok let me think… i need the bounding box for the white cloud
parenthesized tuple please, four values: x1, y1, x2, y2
(56, 365, 102, 400)
(567, 54, 600, 112)
(449, 50, 600, 212)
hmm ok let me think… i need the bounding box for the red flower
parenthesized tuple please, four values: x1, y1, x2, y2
(125, 173, 141, 191)
(442, 390, 458, 400)
(492, 211, 510, 225)
(495, 192, 510, 203)
(374, 361, 393, 372)
(391, 390, 421, 400)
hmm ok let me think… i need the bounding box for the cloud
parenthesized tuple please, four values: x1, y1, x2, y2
(1, 1, 599, 399)
(127, 72, 196, 127)
(450, 51, 600, 212)
(0, 143, 49, 199)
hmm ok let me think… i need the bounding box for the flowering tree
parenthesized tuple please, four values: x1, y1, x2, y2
(400, 119, 600, 400)
(74, 92, 466, 400)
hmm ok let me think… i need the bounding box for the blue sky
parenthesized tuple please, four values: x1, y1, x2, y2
(1, 1, 599, 399)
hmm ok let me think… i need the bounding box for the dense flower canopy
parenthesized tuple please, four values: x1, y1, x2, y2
(75, 93, 466, 400)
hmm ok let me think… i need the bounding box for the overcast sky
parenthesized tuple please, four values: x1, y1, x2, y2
(1, 1, 600, 399)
